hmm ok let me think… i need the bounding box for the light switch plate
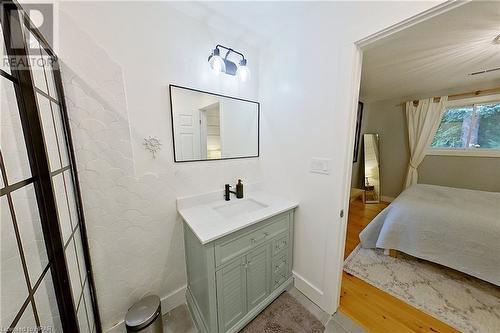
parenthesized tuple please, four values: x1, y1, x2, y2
(310, 158, 332, 175)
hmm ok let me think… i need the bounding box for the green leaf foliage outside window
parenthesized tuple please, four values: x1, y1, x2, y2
(431, 102, 500, 149)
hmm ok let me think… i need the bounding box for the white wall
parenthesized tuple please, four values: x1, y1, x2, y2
(58, 2, 261, 330)
(259, 1, 444, 313)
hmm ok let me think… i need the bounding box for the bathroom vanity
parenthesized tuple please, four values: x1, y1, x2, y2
(177, 190, 297, 333)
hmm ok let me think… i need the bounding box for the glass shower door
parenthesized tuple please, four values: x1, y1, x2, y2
(1, 23, 62, 333)
(1, 3, 100, 332)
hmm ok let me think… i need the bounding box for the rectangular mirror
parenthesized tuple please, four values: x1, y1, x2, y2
(363, 133, 380, 203)
(169, 85, 259, 162)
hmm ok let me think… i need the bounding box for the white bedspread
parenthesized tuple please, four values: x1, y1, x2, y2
(360, 184, 500, 286)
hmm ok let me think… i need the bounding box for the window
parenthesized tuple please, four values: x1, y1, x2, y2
(429, 99, 500, 157)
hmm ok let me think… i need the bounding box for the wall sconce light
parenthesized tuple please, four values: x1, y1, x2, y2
(208, 44, 250, 82)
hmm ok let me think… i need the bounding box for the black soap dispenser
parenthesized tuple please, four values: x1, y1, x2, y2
(236, 179, 244, 199)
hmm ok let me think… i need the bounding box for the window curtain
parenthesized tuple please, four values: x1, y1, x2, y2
(404, 96, 448, 188)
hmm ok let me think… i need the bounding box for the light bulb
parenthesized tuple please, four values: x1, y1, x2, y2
(237, 59, 250, 82)
(208, 48, 225, 74)
(209, 56, 225, 74)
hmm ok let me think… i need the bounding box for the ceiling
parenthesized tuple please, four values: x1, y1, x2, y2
(202, 1, 317, 38)
(360, 1, 500, 102)
(169, 1, 317, 47)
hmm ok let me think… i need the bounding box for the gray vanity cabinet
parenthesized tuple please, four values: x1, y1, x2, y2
(184, 210, 294, 333)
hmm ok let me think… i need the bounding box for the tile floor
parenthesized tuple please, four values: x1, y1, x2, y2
(162, 287, 366, 333)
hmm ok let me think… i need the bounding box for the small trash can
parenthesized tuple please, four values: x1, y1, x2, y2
(125, 295, 163, 333)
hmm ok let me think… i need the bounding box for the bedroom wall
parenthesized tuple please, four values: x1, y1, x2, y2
(351, 99, 409, 198)
(419, 155, 500, 192)
(352, 96, 500, 199)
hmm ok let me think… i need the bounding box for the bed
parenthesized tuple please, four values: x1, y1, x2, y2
(359, 184, 500, 286)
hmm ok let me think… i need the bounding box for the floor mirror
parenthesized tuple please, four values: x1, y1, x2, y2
(363, 134, 380, 204)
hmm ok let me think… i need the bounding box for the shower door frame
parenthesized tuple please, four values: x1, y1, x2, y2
(1, 1, 101, 332)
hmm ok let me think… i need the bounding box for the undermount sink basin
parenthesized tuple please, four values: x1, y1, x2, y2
(213, 198, 268, 218)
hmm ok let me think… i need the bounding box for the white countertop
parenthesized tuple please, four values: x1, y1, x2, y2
(177, 187, 298, 244)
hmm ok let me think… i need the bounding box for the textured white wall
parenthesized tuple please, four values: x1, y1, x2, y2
(259, 1, 444, 313)
(58, 2, 261, 330)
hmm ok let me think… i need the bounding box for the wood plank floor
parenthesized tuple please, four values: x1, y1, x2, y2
(339, 199, 459, 333)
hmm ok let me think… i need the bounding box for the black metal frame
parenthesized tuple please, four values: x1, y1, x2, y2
(1, 1, 101, 332)
(215, 44, 246, 61)
(353, 101, 364, 163)
(169, 84, 260, 163)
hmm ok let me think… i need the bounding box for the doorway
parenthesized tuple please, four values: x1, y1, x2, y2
(199, 102, 221, 159)
(336, 1, 482, 331)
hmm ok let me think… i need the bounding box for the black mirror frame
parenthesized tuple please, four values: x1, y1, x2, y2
(169, 84, 260, 163)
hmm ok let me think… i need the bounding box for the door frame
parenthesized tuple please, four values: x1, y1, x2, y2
(199, 109, 208, 159)
(334, 0, 469, 310)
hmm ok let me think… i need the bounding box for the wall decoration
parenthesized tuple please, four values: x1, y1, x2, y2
(143, 136, 162, 158)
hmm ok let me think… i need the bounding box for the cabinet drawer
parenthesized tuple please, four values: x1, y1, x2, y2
(215, 213, 289, 268)
(272, 232, 289, 256)
(272, 252, 288, 277)
(272, 252, 289, 290)
(272, 273, 289, 290)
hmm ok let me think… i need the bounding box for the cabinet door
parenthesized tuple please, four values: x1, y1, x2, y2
(246, 244, 271, 311)
(216, 257, 247, 332)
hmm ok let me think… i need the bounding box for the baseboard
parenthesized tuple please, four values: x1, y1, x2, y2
(106, 320, 126, 333)
(292, 270, 324, 308)
(161, 285, 187, 314)
(105, 285, 187, 333)
(381, 195, 395, 203)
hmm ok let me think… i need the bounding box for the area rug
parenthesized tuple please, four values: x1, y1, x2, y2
(344, 246, 500, 333)
(240, 292, 325, 333)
